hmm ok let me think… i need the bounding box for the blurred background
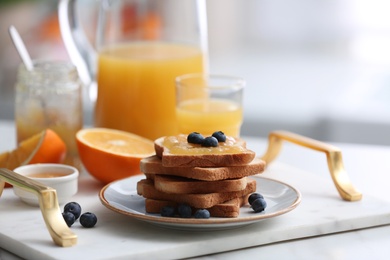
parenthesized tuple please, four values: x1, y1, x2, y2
(1, 0, 389, 145)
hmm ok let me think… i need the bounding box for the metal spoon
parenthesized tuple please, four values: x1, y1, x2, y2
(8, 25, 34, 71)
(9, 25, 50, 124)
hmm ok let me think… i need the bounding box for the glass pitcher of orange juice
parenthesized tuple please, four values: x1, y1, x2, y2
(58, 0, 208, 140)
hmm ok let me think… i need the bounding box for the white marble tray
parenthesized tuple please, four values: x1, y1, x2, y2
(1, 162, 390, 260)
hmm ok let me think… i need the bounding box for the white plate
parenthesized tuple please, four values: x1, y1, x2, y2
(99, 175, 301, 231)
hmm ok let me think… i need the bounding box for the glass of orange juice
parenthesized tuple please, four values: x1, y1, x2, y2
(175, 74, 245, 137)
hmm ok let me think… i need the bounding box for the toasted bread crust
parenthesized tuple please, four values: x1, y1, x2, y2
(154, 136, 256, 167)
(140, 155, 265, 181)
(137, 178, 256, 209)
(153, 175, 248, 194)
(144, 196, 248, 218)
(139, 134, 260, 218)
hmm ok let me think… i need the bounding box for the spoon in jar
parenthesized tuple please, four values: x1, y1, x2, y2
(8, 25, 34, 71)
(9, 25, 51, 124)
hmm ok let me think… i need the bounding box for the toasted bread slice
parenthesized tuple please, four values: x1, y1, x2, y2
(141, 155, 265, 181)
(154, 135, 256, 167)
(145, 196, 248, 218)
(137, 178, 256, 209)
(153, 174, 248, 194)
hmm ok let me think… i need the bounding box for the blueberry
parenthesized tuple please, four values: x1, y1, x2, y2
(177, 204, 192, 218)
(64, 202, 82, 220)
(187, 132, 204, 144)
(62, 212, 75, 227)
(194, 209, 210, 219)
(251, 198, 267, 213)
(161, 206, 176, 217)
(248, 193, 264, 205)
(212, 131, 226, 142)
(201, 136, 218, 147)
(80, 212, 97, 228)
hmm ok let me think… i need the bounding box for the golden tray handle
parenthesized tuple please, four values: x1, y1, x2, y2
(0, 168, 77, 247)
(261, 130, 362, 202)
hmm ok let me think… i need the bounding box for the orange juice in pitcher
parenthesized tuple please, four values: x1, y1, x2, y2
(59, 0, 209, 140)
(95, 43, 205, 140)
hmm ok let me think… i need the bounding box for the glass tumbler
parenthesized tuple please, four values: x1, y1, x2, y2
(14, 61, 83, 169)
(176, 73, 245, 137)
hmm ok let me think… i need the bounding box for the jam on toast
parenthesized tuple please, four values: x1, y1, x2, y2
(154, 135, 256, 167)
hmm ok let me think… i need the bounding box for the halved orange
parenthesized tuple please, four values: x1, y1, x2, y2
(76, 128, 155, 184)
(0, 129, 67, 187)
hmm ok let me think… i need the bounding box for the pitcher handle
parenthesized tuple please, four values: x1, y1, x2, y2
(58, 0, 96, 86)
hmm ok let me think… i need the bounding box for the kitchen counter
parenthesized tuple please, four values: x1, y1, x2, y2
(1, 120, 390, 259)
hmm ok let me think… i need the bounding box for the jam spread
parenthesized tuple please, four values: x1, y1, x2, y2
(162, 134, 245, 155)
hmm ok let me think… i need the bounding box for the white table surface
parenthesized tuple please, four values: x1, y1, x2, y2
(1, 120, 390, 260)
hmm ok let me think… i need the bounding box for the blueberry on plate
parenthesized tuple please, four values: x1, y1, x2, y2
(248, 193, 264, 205)
(212, 131, 226, 142)
(187, 132, 204, 144)
(201, 136, 218, 147)
(194, 209, 210, 219)
(251, 198, 267, 213)
(161, 206, 176, 217)
(64, 202, 82, 220)
(177, 204, 192, 218)
(80, 212, 98, 228)
(62, 212, 75, 227)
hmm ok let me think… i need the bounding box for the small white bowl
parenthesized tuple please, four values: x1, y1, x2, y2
(13, 163, 79, 206)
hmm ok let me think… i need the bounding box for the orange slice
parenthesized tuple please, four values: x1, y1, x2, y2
(76, 128, 155, 184)
(0, 129, 67, 188)
(0, 129, 67, 170)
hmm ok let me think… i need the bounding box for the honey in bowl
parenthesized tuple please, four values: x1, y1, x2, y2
(13, 163, 79, 206)
(27, 172, 70, 178)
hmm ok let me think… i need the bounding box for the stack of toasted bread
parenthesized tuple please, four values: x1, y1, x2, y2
(137, 134, 265, 218)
